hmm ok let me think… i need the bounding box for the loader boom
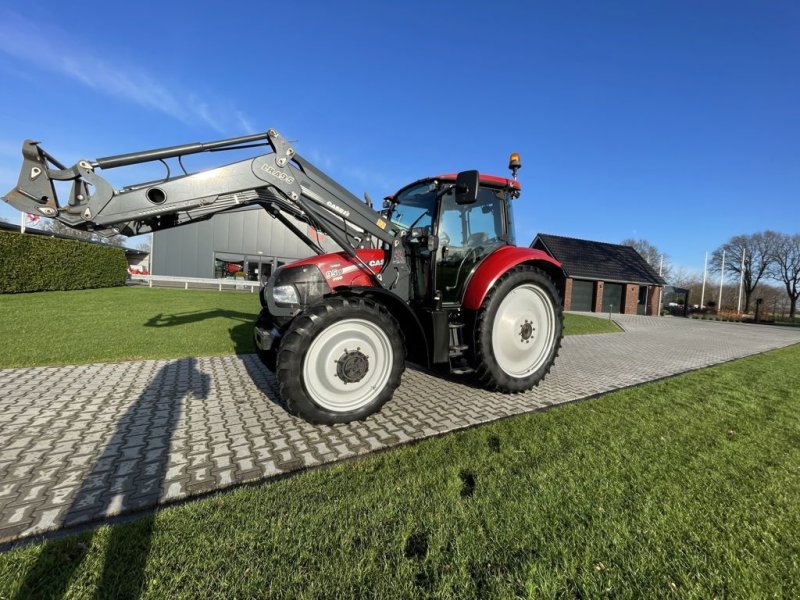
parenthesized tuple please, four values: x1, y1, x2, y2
(3, 129, 410, 297)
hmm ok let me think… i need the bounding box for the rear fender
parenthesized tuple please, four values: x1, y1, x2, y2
(462, 246, 564, 311)
(333, 286, 431, 367)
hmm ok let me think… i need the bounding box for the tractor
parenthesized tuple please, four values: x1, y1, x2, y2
(3, 129, 564, 423)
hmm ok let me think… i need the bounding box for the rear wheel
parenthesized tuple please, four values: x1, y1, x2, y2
(473, 265, 563, 391)
(277, 296, 405, 424)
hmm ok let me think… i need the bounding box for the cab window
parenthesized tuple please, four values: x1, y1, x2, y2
(437, 187, 506, 252)
(390, 183, 436, 233)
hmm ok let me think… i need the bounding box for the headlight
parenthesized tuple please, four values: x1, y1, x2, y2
(273, 285, 299, 305)
(271, 265, 330, 308)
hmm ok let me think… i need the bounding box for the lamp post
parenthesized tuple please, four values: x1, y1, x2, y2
(700, 252, 707, 307)
(718, 249, 725, 311)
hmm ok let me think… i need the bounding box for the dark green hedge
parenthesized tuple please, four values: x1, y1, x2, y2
(0, 230, 128, 293)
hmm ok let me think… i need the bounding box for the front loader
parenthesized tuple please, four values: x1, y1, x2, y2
(3, 129, 565, 424)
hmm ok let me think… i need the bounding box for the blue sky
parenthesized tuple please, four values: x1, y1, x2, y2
(0, 1, 797, 275)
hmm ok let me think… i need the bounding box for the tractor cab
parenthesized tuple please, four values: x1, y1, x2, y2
(388, 172, 521, 306)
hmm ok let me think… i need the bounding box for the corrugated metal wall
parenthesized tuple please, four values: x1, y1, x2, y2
(152, 207, 338, 278)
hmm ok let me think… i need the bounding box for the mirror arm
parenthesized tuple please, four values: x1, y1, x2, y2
(435, 183, 455, 200)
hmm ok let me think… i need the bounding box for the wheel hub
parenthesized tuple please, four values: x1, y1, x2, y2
(336, 348, 369, 384)
(519, 319, 535, 343)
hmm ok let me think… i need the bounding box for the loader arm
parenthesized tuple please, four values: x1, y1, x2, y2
(2, 129, 410, 297)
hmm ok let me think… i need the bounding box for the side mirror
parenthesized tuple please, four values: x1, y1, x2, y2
(455, 170, 479, 205)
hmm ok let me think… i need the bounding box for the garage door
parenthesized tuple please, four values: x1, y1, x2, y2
(571, 279, 594, 312)
(602, 283, 623, 313)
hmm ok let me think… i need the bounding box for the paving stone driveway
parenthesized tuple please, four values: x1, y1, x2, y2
(1, 315, 798, 545)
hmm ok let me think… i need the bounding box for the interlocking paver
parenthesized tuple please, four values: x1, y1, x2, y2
(1, 315, 799, 544)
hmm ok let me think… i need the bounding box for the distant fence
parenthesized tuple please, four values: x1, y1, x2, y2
(130, 274, 260, 292)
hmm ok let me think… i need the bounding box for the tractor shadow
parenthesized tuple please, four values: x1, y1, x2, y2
(144, 310, 287, 410)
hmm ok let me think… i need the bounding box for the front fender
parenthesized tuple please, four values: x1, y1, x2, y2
(461, 246, 563, 310)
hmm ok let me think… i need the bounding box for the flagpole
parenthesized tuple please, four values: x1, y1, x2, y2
(700, 252, 707, 307)
(737, 249, 745, 313)
(718, 249, 726, 310)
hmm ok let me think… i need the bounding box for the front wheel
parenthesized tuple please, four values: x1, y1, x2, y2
(276, 296, 405, 424)
(472, 265, 563, 392)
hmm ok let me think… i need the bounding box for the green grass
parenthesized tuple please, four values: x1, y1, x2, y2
(775, 317, 800, 327)
(1, 345, 798, 599)
(564, 312, 622, 335)
(0, 287, 617, 368)
(0, 287, 261, 367)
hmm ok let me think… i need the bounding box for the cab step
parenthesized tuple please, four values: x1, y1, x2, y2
(449, 344, 469, 357)
(448, 321, 473, 374)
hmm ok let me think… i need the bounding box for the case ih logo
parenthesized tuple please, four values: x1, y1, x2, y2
(368, 259, 384, 267)
(325, 200, 350, 218)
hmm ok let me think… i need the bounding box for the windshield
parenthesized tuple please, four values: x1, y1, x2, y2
(390, 183, 436, 232)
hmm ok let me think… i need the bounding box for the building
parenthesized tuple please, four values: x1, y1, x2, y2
(151, 206, 338, 284)
(532, 234, 665, 316)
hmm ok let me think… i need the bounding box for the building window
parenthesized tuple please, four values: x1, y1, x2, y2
(215, 258, 245, 279)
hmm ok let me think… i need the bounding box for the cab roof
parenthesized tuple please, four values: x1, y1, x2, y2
(391, 173, 521, 200)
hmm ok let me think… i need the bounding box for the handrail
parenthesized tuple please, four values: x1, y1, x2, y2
(130, 274, 260, 292)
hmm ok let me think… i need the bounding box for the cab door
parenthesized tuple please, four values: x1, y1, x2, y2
(435, 187, 508, 304)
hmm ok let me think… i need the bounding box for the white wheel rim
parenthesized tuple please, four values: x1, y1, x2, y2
(491, 283, 556, 377)
(302, 318, 393, 412)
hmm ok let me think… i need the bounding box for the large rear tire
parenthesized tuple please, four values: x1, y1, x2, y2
(277, 296, 405, 424)
(473, 265, 563, 391)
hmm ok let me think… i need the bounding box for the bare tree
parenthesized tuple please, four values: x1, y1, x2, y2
(709, 232, 776, 313)
(769, 232, 800, 318)
(621, 238, 672, 281)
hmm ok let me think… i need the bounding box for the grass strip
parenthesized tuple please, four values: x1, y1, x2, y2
(0, 287, 260, 367)
(563, 312, 622, 335)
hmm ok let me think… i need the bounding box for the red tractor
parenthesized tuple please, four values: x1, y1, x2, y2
(3, 130, 564, 423)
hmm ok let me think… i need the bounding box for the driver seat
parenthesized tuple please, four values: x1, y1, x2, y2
(466, 232, 488, 247)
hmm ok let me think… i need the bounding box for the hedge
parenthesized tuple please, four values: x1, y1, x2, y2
(0, 230, 128, 293)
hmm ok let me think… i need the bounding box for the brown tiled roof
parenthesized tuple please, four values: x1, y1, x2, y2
(533, 233, 665, 286)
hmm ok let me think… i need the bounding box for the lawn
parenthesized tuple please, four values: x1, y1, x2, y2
(0, 287, 261, 367)
(0, 287, 616, 367)
(1, 345, 798, 598)
(563, 312, 621, 335)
